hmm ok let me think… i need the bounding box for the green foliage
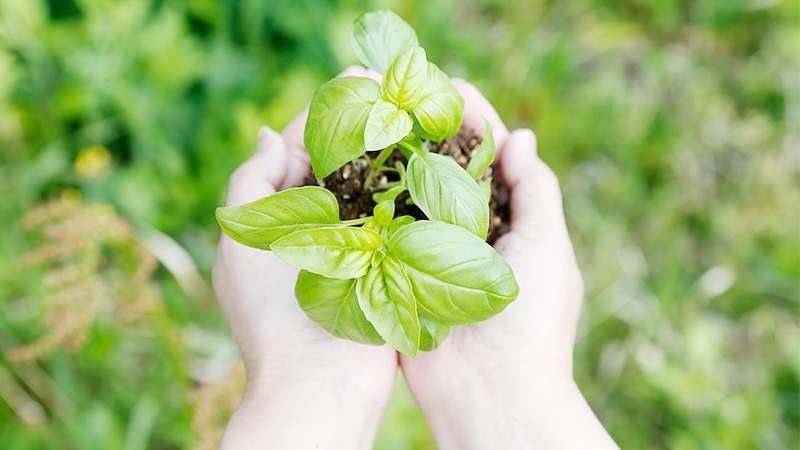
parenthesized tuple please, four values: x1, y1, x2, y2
(295, 270, 385, 345)
(466, 118, 495, 180)
(350, 9, 420, 75)
(358, 256, 421, 357)
(407, 152, 490, 238)
(305, 9, 467, 178)
(365, 100, 413, 151)
(216, 186, 345, 249)
(271, 227, 382, 279)
(0, 0, 796, 448)
(219, 9, 509, 357)
(389, 221, 518, 325)
(304, 77, 382, 178)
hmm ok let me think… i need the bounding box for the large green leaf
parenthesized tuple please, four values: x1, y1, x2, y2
(406, 152, 489, 238)
(418, 315, 450, 352)
(382, 46, 428, 110)
(357, 255, 420, 357)
(350, 10, 418, 75)
(412, 62, 463, 140)
(271, 227, 381, 279)
(466, 117, 495, 180)
(389, 221, 518, 325)
(295, 270, 385, 345)
(364, 99, 412, 151)
(304, 77, 381, 178)
(215, 187, 343, 250)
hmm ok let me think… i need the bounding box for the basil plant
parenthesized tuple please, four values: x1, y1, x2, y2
(216, 10, 518, 357)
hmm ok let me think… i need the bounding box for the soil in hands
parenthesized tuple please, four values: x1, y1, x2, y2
(303, 127, 510, 244)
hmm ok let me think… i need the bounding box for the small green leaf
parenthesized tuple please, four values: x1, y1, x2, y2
(215, 187, 343, 249)
(388, 215, 415, 237)
(371, 248, 386, 267)
(466, 118, 495, 179)
(407, 152, 490, 238)
(365, 100, 413, 151)
(480, 177, 493, 203)
(363, 217, 381, 232)
(389, 220, 518, 325)
(382, 46, 428, 110)
(304, 77, 381, 178)
(374, 200, 395, 226)
(412, 62, 464, 140)
(271, 227, 381, 279)
(350, 10, 419, 75)
(296, 271, 385, 345)
(418, 315, 450, 352)
(376, 185, 406, 203)
(357, 255, 420, 356)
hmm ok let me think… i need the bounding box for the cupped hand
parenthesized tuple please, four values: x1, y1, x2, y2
(213, 67, 397, 449)
(398, 81, 612, 449)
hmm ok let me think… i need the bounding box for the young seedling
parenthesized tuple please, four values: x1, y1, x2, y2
(216, 10, 518, 357)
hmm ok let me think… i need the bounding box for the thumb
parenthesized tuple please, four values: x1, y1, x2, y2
(500, 128, 570, 242)
(225, 126, 289, 207)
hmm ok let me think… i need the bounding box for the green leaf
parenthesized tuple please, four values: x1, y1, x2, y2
(406, 152, 490, 238)
(374, 200, 395, 226)
(215, 186, 343, 250)
(357, 255, 420, 357)
(389, 221, 518, 325)
(480, 177, 493, 203)
(412, 62, 464, 141)
(304, 77, 381, 178)
(466, 117, 495, 179)
(271, 227, 381, 279)
(382, 46, 428, 110)
(295, 271, 385, 345)
(418, 315, 450, 352)
(365, 100, 412, 151)
(350, 10, 419, 75)
(389, 215, 415, 235)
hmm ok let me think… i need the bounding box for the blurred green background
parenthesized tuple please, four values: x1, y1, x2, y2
(1, 0, 797, 448)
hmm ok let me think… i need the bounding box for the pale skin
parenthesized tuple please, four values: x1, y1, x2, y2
(214, 66, 620, 449)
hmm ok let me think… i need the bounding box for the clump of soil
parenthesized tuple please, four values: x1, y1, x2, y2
(303, 127, 510, 243)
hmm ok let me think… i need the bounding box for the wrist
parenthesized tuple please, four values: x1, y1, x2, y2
(419, 367, 579, 450)
(220, 366, 393, 450)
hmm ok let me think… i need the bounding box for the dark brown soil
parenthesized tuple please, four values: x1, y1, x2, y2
(303, 127, 510, 243)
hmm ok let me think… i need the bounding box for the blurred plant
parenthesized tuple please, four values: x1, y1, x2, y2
(188, 362, 245, 450)
(5, 195, 161, 362)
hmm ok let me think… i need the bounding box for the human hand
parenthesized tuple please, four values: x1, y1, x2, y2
(212, 67, 397, 449)
(399, 81, 619, 449)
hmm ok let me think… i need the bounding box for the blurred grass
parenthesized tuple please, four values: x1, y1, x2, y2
(0, 0, 797, 448)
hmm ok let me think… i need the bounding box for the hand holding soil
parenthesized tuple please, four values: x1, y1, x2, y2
(213, 93, 397, 447)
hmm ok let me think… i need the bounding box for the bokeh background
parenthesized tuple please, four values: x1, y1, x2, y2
(1, 0, 797, 448)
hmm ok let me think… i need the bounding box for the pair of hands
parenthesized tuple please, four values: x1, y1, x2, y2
(213, 67, 616, 449)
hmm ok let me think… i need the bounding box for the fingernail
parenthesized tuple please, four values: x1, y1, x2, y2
(508, 128, 538, 159)
(258, 125, 276, 143)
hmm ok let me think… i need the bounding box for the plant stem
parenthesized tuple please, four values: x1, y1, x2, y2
(341, 217, 371, 226)
(364, 145, 396, 190)
(397, 140, 422, 156)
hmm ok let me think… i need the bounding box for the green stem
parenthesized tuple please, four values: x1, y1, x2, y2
(364, 145, 396, 190)
(341, 217, 371, 226)
(397, 140, 423, 156)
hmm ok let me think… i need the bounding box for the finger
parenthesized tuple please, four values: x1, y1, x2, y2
(225, 126, 289, 207)
(281, 105, 309, 153)
(281, 148, 311, 190)
(451, 79, 509, 151)
(500, 128, 569, 241)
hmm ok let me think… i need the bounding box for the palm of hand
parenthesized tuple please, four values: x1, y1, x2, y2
(213, 113, 397, 398)
(400, 82, 584, 404)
